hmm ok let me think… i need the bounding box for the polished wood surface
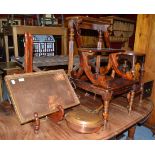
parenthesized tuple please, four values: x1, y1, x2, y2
(0, 91, 153, 140)
(13, 55, 80, 68)
(134, 15, 155, 133)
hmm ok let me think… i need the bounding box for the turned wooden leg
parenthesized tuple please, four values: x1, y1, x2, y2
(97, 30, 103, 49)
(0, 77, 3, 102)
(139, 62, 145, 105)
(127, 125, 136, 140)
(102, 90, 112, 128)
(103, 100, 109, 127)
(128, 90, 135, 114)
(68, 20, 74, 76)
(139, 84, 144, 104)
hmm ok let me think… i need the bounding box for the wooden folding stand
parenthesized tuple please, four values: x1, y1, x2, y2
(5, 70, 80, 134)
(4, 33, 80, 134)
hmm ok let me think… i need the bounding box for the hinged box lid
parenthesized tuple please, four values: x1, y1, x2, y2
(5, 69, 80, 124)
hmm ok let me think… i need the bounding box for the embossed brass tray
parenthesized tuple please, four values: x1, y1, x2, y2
(65, 107, 103, 133)
(5, 69, 80, 124)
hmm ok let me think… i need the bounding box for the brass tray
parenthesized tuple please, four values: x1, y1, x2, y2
(65, 107, 103, 133)
(5, 69, 80, 124)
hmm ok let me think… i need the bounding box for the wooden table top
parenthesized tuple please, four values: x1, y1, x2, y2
(0, 90, 153, 140)
(0, 62, 22, 71)
(12, 55, 80, 67)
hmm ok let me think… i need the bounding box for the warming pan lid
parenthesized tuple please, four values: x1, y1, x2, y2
(65, 107, 103, 128)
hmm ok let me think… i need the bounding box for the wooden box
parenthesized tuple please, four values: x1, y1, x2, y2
(5, 69, 80, 124)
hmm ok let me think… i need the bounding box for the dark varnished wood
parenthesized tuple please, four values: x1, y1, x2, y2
(71, 51, 143, 126)
(67, 16, 111, 75)
(33, 112, 40, 134)
(48, 105, 64, 123)
(67, 16, 145, 127)
(127, 125, 136, 140)
(24, 32, 33, 73)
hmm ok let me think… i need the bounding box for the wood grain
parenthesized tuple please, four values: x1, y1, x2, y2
(0, 91, 153, 140)
(134, 15, 155, 132)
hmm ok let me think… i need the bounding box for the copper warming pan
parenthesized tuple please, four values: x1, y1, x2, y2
(65, 107, 104, 134)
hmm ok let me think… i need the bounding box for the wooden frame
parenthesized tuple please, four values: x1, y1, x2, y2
(66, 16, 111, 76)
(4, 25, 68, 62)
(5, 69, 80, 124)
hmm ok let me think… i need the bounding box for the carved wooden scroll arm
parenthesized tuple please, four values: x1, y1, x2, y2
(71, 52, 96, 80)
(99, 56, 113, 75)
(71, 53, 84, 79)
(80, 51, 108, 88)
(109, 53, 133, 80)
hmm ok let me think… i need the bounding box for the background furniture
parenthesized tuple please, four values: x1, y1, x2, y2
(66, 16, 111, 75)
(4, 25, 68, 62)
(100, 16, 135, 49)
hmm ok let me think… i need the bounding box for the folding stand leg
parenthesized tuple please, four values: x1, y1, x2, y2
(33, 112, 40, 134)
(48, 105, 64, 123)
